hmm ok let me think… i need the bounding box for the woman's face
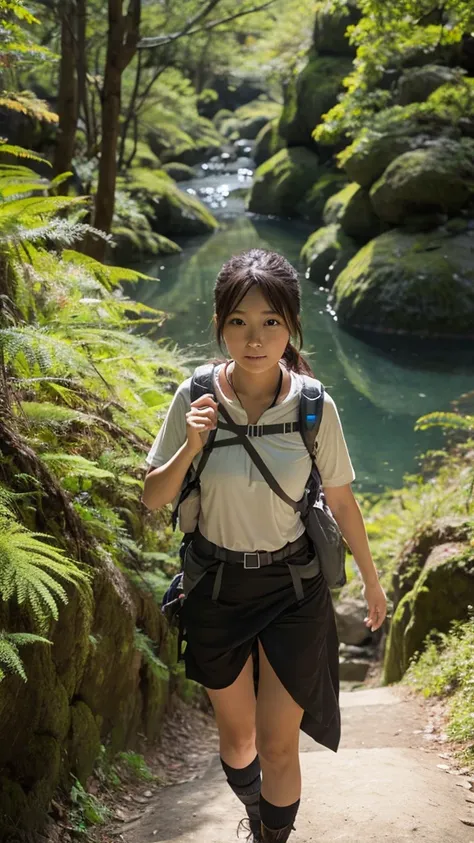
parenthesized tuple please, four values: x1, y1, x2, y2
(221, 286, 291, 373)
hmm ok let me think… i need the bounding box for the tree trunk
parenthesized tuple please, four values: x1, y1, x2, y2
(76, 0, 94, 158)
(53, 0, 78, 189)
(84, 0, 140, 262)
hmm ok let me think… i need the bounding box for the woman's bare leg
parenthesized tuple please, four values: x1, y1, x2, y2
(256, 641, 303, 806)
(205, 652, 257, 767)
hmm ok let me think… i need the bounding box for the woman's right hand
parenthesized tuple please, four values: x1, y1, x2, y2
(185, 394, 218, 455)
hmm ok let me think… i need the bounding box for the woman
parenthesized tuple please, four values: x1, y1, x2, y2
(142, 249, 387, 842)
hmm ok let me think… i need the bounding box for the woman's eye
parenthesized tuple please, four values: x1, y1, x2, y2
(266, 319, 280, 326)
(229, 318, 244, 325)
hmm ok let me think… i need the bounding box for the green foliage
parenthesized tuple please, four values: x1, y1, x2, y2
(0, 630, 51, 682)
(315, 0, 474, 145)
(0, 496, 93, 631)
(415, 412, 474, 434)
(114, 750, 156, 783)
(69, 777, 111, 833)
(404, 612, 474, 761)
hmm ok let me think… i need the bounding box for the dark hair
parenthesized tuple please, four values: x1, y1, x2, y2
(213, 249, 313, 376)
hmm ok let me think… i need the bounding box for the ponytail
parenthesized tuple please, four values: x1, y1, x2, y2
(282, 341, 314, 377)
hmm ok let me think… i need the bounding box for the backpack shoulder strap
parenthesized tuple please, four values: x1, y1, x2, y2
(190, 362, 217, 403)
(298, 376, 325, 458)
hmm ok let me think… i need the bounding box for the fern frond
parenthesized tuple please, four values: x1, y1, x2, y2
(40, 453, 115, 480)
(1, 219, 111, 248)
(0, 517, 93, 627)
(0, 143, 50, 166)
(17, 401, 98, 430)
(0, 631, 51, 684)
(62, 250, 155, 291)
(0, 326, 90, 378)
(415, 412, 474, 433)
(0, 194, 86, 219)
(0, 93, 58, 123)
(0, 2, 40, 25)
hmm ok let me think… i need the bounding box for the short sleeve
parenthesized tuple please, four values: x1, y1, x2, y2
(145, 378, 191, 469)
(315, 392, 355, 487)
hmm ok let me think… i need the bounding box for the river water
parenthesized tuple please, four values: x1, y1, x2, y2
(132, 152, 474, 493)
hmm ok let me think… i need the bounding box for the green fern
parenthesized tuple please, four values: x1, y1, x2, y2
(62, 250, 154, 292)
(0, 509, 93, 629)
(0, 631, 51, 682)
(415, 412, 474, 434)
(0, 143, 50, 166)
(41, 453, 116, 481)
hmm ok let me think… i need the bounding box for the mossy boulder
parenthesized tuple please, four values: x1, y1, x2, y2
(128, 168, 218, 236)
(222, 100, 282, 141)
(279, 53, 353, 149)
(162, 162, 196, 181)
(341, 132, 422, 188)
(254, 118, 285, 167)
(323, 182, 382, 241)
(370, 138, 474, 224)
(296, 172, 348, 223)
(391, 517, 472, 607)
(248, 147, 322, 217)
(301, 223, 358, 287)
(313, 0, 360, 56)
(112, 227, 181, 263)
(384, 543, 474, 683)
(333, 227, 474, 337)
(396, 65, 462, 106)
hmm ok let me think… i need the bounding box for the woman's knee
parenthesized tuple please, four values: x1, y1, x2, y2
(256, 733, 299, 768)
(218, 722, 256, 756)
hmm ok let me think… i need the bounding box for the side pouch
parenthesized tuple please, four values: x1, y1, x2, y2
(303, 501, 346, 589)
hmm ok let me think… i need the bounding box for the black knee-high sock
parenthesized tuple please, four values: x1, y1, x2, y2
(221, 755, 261, 826)
(260, 795, 300, 830)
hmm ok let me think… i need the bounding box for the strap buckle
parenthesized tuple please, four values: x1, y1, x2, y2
(243, 552, 261, 569)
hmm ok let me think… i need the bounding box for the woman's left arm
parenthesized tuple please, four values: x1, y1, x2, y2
(324, 483, 387, 632)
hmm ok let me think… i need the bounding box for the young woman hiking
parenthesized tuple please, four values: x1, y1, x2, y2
(142, 249, 387, 842)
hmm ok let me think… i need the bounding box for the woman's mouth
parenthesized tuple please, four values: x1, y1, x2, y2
(245, 355, 266, 359)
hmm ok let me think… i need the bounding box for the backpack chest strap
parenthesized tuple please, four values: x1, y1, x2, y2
(217, 420, 300, 438)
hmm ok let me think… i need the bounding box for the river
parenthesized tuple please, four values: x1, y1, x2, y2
(131, 151, 474, 493)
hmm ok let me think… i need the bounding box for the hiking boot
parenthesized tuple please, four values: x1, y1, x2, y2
(260, 821, 294, 842)
(237, 817, 263, 841)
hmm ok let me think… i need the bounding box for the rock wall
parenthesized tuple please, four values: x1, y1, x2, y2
(0, 551, 192, 834)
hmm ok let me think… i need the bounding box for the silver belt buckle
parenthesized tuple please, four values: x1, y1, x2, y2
(243, 552, 261, 569)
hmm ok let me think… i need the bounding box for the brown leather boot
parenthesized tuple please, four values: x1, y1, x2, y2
(260, 822, 294, 842)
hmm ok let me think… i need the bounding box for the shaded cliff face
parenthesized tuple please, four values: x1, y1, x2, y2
(0, 540, 192, 834)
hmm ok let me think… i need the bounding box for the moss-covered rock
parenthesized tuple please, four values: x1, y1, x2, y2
(68, 700, 101, 784)
(391, 517, 472, 607)
(333, 227, 474, 337)
(313, 0, 360, 56)
(296, 172, 348, 223)
(248, 147, 321, 217)
(323, 182, 382, 241)
(254, 118, 285, 167)
(370, 138, 474, 224)
(128, 168, 218, 236)
(384, 543, 474, 683)
(111, 227, 181, 263)
(162, 162, 196, 181)
(301, 223, 358, 287)
(396, 64, 462, 106)
(279, 52, 352, 148)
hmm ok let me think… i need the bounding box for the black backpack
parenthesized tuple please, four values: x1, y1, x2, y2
(171, 363, 346, 590)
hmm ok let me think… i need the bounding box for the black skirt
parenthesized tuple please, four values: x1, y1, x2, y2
(181, 533, 341, 753)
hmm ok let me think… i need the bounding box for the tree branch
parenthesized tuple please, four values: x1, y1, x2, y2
(138, 0, 277, 50)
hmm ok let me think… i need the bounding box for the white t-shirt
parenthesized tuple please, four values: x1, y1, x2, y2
(145, 365, 355, 552)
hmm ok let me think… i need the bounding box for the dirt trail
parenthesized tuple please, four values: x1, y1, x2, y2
(108, 686, 474, 843)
